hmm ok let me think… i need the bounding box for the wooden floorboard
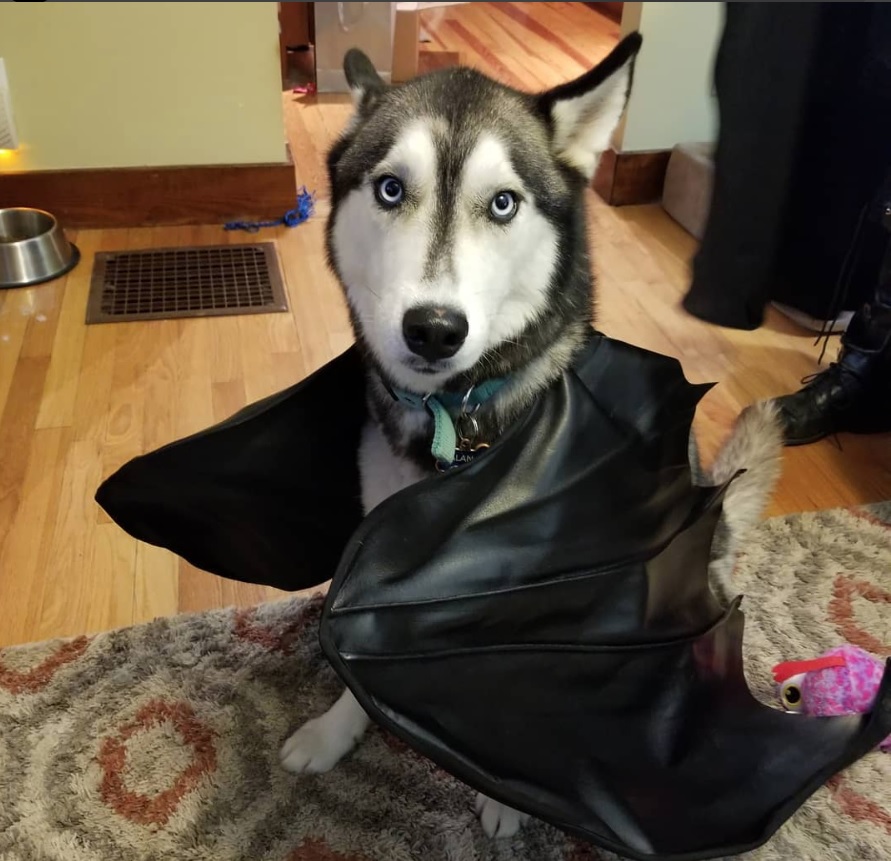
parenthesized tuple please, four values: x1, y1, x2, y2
(0, 1, 888, 647)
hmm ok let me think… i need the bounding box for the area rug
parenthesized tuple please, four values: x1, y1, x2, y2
(1, 503, 889, 861)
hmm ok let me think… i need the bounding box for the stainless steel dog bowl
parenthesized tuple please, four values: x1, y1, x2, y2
(0, 207, 80, 289)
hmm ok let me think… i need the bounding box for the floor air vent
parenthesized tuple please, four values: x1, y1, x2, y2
(86, 243, 288, 324)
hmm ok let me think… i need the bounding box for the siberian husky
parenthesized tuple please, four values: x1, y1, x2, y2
(279, 34, 783, 838)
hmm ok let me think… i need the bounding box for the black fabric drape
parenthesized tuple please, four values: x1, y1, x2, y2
(684, 3, 891, 329)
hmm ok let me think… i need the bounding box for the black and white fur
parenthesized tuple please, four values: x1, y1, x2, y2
(280, 36, 783, 838)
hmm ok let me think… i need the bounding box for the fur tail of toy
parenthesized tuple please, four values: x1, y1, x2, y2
(705, 400, 784, 603)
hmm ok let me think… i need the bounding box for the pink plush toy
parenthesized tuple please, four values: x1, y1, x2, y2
(773, 645, 890, 752)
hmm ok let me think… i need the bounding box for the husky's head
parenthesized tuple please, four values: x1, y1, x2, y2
(326, 34, 642, 394)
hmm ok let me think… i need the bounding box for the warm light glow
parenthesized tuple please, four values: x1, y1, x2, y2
(0, 148, 17, 162)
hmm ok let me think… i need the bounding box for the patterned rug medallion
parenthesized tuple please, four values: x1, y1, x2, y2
(1, 503, 889, 860)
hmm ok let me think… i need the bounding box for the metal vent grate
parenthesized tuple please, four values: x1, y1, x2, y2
(86, 243, 288, 324)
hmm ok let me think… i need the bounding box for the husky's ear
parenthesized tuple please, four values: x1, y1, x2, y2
(538, 33, 642, 179)
(344, 48, 387, 114)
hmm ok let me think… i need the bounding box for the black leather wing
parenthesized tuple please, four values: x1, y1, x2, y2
(319, 335, 891, 860)
(95, 332, 891, 860)
(95, 347, 367, 592)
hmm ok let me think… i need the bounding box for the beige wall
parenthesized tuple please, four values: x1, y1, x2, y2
(618, 1, 722, 152)
(0, 2, 286, 172)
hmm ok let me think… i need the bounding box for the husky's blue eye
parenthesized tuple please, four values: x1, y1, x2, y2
(489, 191, 518, 222)
(375, 175, 404, 207)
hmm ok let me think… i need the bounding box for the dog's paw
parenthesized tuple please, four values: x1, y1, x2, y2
(475, 792, 529, 838)
(279, 716, 358, 774)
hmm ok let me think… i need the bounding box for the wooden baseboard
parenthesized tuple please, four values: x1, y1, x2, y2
(0, 157, 297, 229)
(418, 50, 462, 75)
(593, 148, 671, 207)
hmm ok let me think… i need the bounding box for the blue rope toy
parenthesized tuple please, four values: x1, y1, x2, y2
(223, 187, 315, 233)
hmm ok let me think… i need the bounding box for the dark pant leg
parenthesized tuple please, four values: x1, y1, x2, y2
(683, 3, 823, 329)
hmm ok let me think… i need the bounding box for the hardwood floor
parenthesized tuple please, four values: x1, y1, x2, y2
(1, 2, 889, 647)
(417, 1, 621, 89)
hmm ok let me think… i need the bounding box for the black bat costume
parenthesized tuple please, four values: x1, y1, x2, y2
(96, 333, 891, 861)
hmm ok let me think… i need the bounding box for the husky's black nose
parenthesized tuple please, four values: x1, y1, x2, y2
(402, 306, 469, 362)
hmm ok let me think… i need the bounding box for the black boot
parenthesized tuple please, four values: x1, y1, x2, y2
(773, 301, 891, 445)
